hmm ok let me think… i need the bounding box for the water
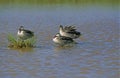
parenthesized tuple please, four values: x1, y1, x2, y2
(0, 1, 119, 78)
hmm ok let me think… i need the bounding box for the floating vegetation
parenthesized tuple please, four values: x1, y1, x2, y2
(7, 34, 36, 48)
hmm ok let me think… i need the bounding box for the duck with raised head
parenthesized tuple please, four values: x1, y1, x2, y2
(59, 25, 81, 39)
(53, 33, 74, 45)
(17, 26, 34, 40)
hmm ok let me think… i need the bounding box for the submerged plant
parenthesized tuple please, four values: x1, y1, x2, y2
(7, 34, 36, 48)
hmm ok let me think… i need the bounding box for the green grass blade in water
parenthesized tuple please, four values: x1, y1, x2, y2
(7, 34, 36, 48)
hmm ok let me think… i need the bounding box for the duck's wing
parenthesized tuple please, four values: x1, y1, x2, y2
(24, 29, 34, 35)
(60, 36, 73, 41)
(67, 31, 81, 35)
(64, 26, 76, 32)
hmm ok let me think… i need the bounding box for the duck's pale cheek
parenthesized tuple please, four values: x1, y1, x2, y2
(53, 38, 57, 42)
(53, 38, 59, 43)
(18, 31, 21, 35)
(18, 31, 24, 36)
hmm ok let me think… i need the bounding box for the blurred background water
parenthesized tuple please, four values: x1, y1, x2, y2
(0, 0, 119, 78)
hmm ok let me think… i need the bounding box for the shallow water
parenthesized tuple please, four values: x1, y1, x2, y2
(0, 1, 119, 78)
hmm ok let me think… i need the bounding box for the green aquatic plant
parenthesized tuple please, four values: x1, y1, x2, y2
(7, 34, 36, 48)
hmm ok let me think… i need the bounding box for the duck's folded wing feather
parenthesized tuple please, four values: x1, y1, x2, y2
(64, 26, 76, 32)
(24, 29, 34, 35)
(67, 31, 80, 35)
(61, 36, 73, 41)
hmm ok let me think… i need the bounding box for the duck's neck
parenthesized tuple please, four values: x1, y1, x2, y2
(59, 26, 64, 33)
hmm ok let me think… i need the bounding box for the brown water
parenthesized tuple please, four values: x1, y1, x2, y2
(0, 1, 119, 78)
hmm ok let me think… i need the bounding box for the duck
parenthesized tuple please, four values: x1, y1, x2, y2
(53, 33, 74, 45)
(59, 25, 81, 39)
(17, 26, 34, 40)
